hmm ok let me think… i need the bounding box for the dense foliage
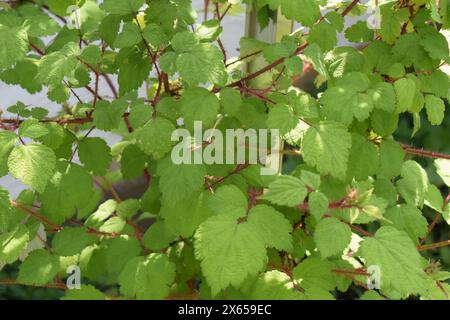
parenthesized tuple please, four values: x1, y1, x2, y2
(0, 0, 449, 300)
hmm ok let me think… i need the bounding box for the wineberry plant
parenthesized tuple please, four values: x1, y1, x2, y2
(0, 0, 449, 300)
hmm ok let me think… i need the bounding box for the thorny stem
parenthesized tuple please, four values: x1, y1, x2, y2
(11, 202, 122, 238)
(417, 240, 450, 251)
(11, 201, 62, 231)
(419, 212, 441, 246)
(0, 279, 68, 290)
(401, 144, 450, 160)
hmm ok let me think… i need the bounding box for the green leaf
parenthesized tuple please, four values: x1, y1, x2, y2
(162, 192, 211, 238)
(78, 138, 112, 176)
(435, 158, 450, 187)
(196, 19, 223, 42)
(0, 225, 29, 264)
(69, 0, 105, 36)
(325, 11, 344, 32)
(308, 21, 337, 52)
(47, 0, 76, 16)
(37, 42, 80, 86)
(424, 184, 444, 213)
(314, 217, 352, 258)
(0, 131, 18, 176)
(263, 41, 296, 63)
(8, 144, 56, 193)
(359, 226, 428, 298)
(118, 253, 176, 300)
(52, 227, 89, 256)
(133, 118, 175, 159)
(194, 214, 267, 295)
(117, 48, 151, 95)
(120, 144, 148, 180)
(392, 33, 431, 70)
(180, 87, 220, 130)
(425, 95, 445, 125)
(245, 271, 303, 300)
(142, 24, 170, 50)
(347, 133, 379, 180)
(384, 204, 428, 244)
(40, 162, 94, 223)
(444, 205, 450, 226)
(261, 175, 307, 207)
(85, 199, 117, 228)
(368, 82, 396, 112)
(248, 205, 293, 251)
(208, 185, 248, 219)
(47, 85, 70, 103)
(129, 102, 152, 128)
(309, 191, 329, 221)
(1, 58, 42, 94)
(106, 236, 142, 277)
(345, 21, 374, 43)
(378, 140, 405, 178)
(0, 25, 28, 69)
(360, 291, 385, 300)
(194, 203, 292, 295)
(280, 0, 321, 27)
(379, 5, 404, 44)
(394, 78, 416, 113)
(157, 158, 206, 205)
(61, 285, 105, 300)
(302, 43, 328, 78)
(321, 73, 374, 124)
(159, 52, 177, 75)
(101, 0, 144, 15)
(18, 119, 49, 139)
(171, 31, 199, 53)
(284, 56, 303, 76)
(220, 88, 242, 117)
(0, 187, 11, 232)
(93, 100, 128, 131)
(266, 104, 299, 135)
(370, 109, 398, 137)
(99, 15, 122, 47)
(421, 70, 450, 98)
(176, 43, 227, 86)
(17, 250, 59, 286)
(117, 199, 140, 219)
(419, 25, 450, 61)
(301, 121, 352, 179)
(142, 221, 176, 251)
(293, 257, 336, 292)
(114, 22, 141, 48)
(299, 170, 321, 190)
(396, 160, 429, 208)
(80, 45, 102, 65)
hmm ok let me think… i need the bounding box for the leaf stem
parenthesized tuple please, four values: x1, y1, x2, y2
(401, 144, 450, 160)
(417, 240, 450, 251)
(0, 279, 67, 290)
(11, 201, 62, 231)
